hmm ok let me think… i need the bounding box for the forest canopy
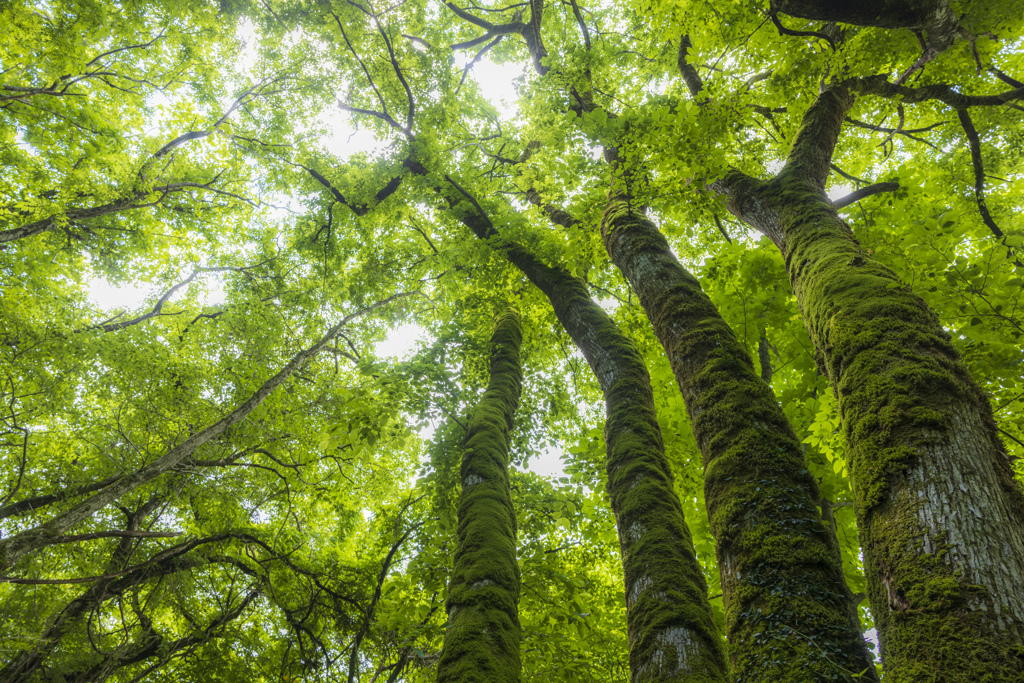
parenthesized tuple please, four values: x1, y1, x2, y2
(1, 0, 1023, 681)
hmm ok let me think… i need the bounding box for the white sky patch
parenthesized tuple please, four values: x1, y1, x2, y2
(466, 58, 525, 120)
(89, 279, 153, 311)
(375, 323, 426, 359)
(320, 110, 393, 159)
(864, 627, 879, 658)
(828, 184, 853, 201)
(521, 444, 567, 479)
(597, 297, 619, 314)
(236, 17, 259, 75)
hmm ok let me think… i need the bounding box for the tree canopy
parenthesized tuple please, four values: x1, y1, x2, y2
(1, 0, 1022, 680)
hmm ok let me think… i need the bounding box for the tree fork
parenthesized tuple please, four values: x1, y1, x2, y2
(601, 197, 878, 682)
(436, 307, 524, 683)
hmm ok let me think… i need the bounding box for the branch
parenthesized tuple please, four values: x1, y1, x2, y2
(0, 475, 122, 519)
(852, 75, 1024, 109)
(567, 0, 591, 51)
(455, 36, 503, 95)
(0, 533, 229, 584)
(347, 505, 422, 683)
(368, 7, 415, 131)
(48, 530, 183, 544)
(524, 188, 578, 228)
(988, 66, 1024, 89)
(82, 271, 198, 332)
(677, 35, 704, 99)
(768, 9, 837, 51)
(300, 162, 405, 217)
(831, 182, 900, 209)
(957, 109, 1003, 239)
(332, 11, 408, 135)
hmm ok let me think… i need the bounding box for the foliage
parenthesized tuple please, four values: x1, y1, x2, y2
(1, 0, 1022, 680)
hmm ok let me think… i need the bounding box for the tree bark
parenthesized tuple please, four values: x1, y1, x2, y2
(772, 0, 958, 50)
(437, 307, 524, 683)
(418, 171, 729, 681)
(601, 197, 878, 681)
(717, 84, 1024, 681)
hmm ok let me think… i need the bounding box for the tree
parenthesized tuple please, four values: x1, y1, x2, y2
(2, 0, 1022, 681)
(437, 307, 523, 682)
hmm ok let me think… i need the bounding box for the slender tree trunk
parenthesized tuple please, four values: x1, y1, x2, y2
(601, 196, 877, 682)
(437, 308, 524, 683)
(718, 85, 1024, 680)
(416, 171, 729, 681)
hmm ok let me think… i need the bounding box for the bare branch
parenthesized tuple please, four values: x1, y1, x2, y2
(957, 109, 1004, 239)
(831, 182, 900, 209)
(768, 9, 837, 51)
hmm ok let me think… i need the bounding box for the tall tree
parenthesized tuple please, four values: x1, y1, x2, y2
(3, 0, 1024, 681)
(437, 307, 524, 682)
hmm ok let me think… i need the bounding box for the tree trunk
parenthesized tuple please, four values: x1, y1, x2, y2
(718, 85, 1024, 681)
(419, 171, 729, 681)
(437, 307, 524, 683)
(602, 197, 878, 681)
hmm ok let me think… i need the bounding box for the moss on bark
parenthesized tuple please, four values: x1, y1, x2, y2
(777, 176, 1024, 680)
(725, 153, 1024, 678)
(512, 251, 729, 682)
(437, 308, 524, 683)
(413, 167, 728, 681)
(713, 79, 1024, 678)
(602, 199, 877, 682)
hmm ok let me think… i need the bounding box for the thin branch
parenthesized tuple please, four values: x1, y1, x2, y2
(456, 36, 503, 95)
(988, 66, 1024, 89)
(829, 164, 870, 186)
(48, 530, 183, 544)
(957, 109, 1003, 239)
(831, 182, 900, 209)
(567, 0, 591, 51)
(713, 213, 732, 243)
(769, 9, 836, 51)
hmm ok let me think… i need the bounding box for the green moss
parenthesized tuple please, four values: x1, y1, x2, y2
(512, 256, 729, 681)
(437, 308, 524, 683)
(761, 171, 1024, 681)
(602, 200, 877, 682)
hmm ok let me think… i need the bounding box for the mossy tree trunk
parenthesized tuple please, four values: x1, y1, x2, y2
(437, 308, 524, 683)
(601, 197, 878, 682)
(717, 84, 1024, 680)
(414, 171, 729, 682)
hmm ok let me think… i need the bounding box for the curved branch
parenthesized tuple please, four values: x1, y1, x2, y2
(853, 75, 1024, 109)
(957, 109, 1003, 239)
(768, 8, 837, 51)
(831, 181, 900, 209)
